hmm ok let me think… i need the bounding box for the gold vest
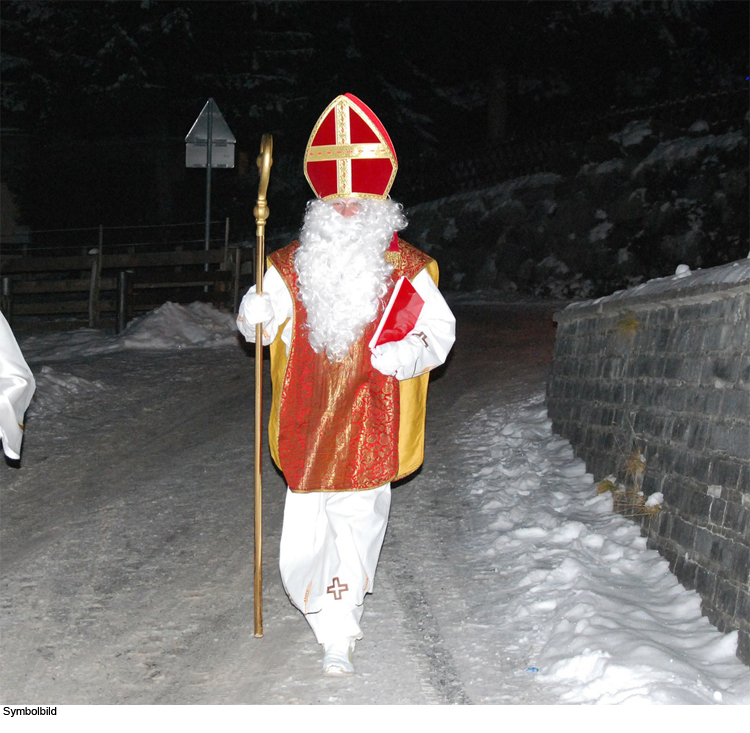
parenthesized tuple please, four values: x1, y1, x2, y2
(267, 239, 438, 491)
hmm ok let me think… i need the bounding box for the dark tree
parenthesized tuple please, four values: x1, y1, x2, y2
(1, 0, 745, 231)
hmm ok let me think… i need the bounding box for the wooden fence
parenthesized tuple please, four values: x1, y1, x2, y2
(1, 225, 255, 332)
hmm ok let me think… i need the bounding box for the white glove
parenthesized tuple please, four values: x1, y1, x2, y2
(237, 291, 274, 341)
(370, 335, 421, 378)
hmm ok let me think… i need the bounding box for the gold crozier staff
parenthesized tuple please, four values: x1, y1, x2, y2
(253, 134, 273, 637)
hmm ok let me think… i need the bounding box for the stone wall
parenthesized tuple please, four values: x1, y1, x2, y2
(546, 260, 750, 665)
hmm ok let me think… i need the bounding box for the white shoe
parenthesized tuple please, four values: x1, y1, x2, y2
(322, 638, 355, 675)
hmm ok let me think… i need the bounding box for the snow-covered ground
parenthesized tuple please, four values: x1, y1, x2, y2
(2, 300, 749, 724)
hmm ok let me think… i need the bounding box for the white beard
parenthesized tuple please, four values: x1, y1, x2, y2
(295, 198, 407, 362)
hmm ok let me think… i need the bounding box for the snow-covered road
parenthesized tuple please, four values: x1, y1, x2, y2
(2, 301, 749, 716)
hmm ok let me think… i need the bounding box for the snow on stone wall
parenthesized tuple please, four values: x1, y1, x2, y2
(546, 259, 750, 666)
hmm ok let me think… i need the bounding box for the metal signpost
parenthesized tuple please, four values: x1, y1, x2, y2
(185, 98, 236, 254)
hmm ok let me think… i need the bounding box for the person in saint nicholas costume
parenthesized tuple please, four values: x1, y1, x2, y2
(237, 93, 455, 675)
(1, 311, 36, 463)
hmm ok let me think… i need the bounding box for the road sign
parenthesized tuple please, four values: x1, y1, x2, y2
(185, 98, 236, 168)
(185, 98, 237, 257)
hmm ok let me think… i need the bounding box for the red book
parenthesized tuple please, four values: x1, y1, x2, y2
(369, 276, 425, 350)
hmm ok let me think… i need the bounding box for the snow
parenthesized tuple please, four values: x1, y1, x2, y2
(575, 258, 750, 309)
(459, 398, 749, 705)
(588, 220, 614, 243)
(631, 131, 746, 177)
(609, 120, 653, 148)
(19, 302, 237, 362)
(3, 300, 749, 722)
(412, 173, 563, 211)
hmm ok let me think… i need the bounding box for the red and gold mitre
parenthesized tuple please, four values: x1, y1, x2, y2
(304, 93, 398, 201)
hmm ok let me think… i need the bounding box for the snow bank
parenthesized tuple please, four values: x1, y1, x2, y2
(26, 366, 107, 417)
(116, 301, 237, 350)
(19, 302, 239, 417)
(20, 302, 238, 363)
(459, 393, 750, 704)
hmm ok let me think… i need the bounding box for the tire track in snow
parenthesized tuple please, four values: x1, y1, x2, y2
(381, 528, 472, 705)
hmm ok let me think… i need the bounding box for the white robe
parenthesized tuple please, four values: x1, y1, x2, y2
(279, 484, 392, 644)
(238, 266, 455, 644)
(0, 312, 36, 460)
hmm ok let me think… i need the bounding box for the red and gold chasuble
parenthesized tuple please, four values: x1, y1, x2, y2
(267, 239, 437, 493)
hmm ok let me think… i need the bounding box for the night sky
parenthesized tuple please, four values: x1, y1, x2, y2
(1, 0, 748, 234)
